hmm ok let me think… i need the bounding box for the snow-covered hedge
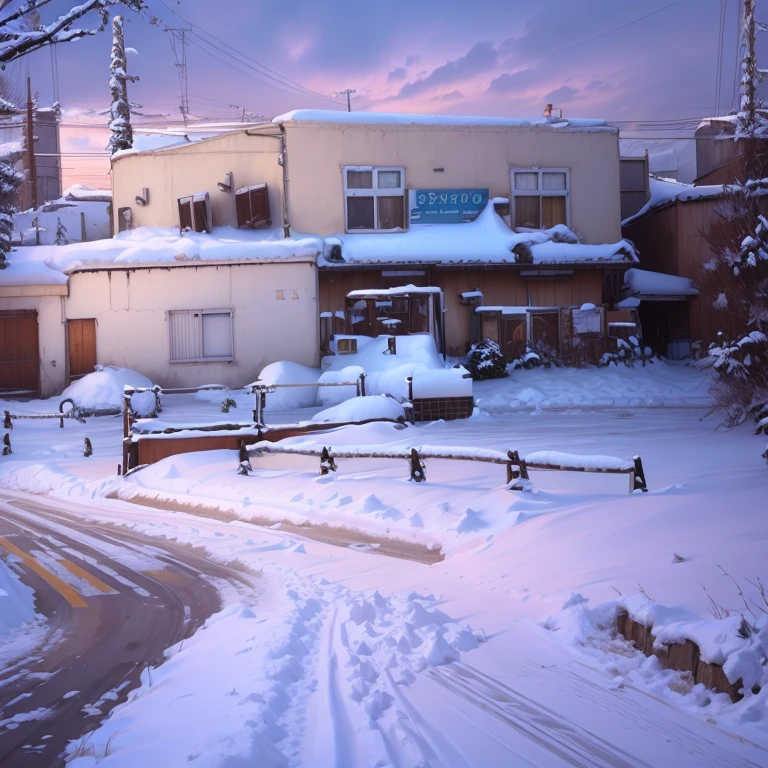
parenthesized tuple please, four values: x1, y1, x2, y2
(463, 340, 507, 380)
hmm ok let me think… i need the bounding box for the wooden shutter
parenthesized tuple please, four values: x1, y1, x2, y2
(192, 192, 212, 233)
(178, 197, 193, 230)
(248, 184, 270, 227)
(235, 184, 270, 228)
(235, 188, 251, 227)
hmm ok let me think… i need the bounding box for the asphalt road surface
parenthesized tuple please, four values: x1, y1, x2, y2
(0, 491, 256, 767)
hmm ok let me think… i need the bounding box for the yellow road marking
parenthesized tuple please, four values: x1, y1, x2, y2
(0, 536, 87, 609)
(59, 559, 116, 594)
(143, 569, 187, 586)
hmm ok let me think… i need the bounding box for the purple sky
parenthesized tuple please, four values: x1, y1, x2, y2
(3, 0, 760, 187)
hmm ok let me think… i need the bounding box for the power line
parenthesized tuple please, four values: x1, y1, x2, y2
(715, 0, 727, 115)
(153, 0, 340, 106)
(521, 0, 690, 69)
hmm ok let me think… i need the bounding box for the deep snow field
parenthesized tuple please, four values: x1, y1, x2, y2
(1, 362, 767, 767)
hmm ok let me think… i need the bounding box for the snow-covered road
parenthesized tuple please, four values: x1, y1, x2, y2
(0, 485, 763, 767)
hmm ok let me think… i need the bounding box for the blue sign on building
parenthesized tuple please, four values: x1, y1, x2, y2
(409, 189, 489, 224)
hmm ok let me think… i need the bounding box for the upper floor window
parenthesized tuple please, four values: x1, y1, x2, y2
(344, 166, 405, 232)
(510, 168, 569, 230)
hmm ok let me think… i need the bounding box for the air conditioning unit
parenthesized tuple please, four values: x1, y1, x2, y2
(177, 191, 212, 233)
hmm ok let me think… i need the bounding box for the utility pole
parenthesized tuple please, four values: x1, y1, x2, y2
(25, 76, 38, 210)
(333, 88, 356, 112)
(167, 28, 190, 125)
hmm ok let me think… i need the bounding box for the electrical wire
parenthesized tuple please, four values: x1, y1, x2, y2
(715, 0, 727, 116)
(515, 0, 690, 69)
(153, 0, 340, 106)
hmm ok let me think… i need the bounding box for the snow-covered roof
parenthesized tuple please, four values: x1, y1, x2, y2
(0, 226, 322, 287)
(623, 268, 699, 299)
(64, 184, 111, 202)
(323, 201, 636, 268)
(0, 258, 69, 288)
(273, 109, 613, 132)
(347, 285, 442, 298)
(622, 176, 726, 225)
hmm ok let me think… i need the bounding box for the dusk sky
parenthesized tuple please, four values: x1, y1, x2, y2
(3, 0, 762, 187)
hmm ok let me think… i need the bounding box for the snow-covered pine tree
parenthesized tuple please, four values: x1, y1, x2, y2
(108, 15, 138, 155)
(55, 217, 70, 245)
(736, 0, 768, 140)
(704, 0, 768, 433)
(0, 82, 23, 268)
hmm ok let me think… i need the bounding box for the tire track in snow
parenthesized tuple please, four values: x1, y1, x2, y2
(324, 607, 358, 768)
(429, 662, 642, 768)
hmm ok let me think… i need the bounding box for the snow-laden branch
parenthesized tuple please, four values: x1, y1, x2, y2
(0, 0, 146, 64)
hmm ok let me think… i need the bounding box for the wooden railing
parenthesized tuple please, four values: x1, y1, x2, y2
(243, 443, 648, 494)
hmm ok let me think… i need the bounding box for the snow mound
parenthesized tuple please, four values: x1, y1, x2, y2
(251, 361, 321, 410)
(310, 396, 406, 424)
(61, 366, 153, 411)
(0, 559, 36, 638)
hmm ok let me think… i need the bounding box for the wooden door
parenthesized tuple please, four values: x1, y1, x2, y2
(68, 319, 97, 380)
(0, 311, 40, 394)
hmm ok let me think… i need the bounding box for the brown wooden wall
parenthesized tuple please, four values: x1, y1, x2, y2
(622, 199, 747, 345)
(319, 267, 607, 357)
(623, 204, 679, 275)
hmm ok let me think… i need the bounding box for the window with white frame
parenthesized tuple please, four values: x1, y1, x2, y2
(510, 168, 569, 230)
(169, 309, 234, 362)
(344, 166, 405, 231)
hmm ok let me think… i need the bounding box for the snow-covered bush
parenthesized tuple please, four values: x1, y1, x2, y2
(599, 336, 657, 368)
(463, 339, 507, 380)
(704, 331, 768, 427)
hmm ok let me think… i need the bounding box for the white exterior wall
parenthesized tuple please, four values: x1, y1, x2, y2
(65, 261, 318, 388)
(111, 130, 284, 231)
(283, 122, 622, 243)
(0, 294, 67, 398)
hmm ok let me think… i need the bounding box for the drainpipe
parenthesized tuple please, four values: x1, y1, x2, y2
(244, 127, 291, 237)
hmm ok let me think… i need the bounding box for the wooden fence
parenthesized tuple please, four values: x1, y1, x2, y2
(244, 443, 648, 493)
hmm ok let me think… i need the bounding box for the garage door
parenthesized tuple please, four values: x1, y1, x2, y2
(0, 310, 40, 395)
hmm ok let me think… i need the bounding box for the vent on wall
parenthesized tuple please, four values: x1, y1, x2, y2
(235, 183, 271, 228)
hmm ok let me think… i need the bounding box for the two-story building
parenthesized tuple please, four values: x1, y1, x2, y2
(1, 110, 638, 396)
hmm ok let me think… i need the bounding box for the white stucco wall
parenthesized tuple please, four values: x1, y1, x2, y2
(111, 121, 623, 246)
(283, 122, 623, 244)
(65, 260, 318, 388)
(111, 129, 284, 231)
(0, 294, 67, 398)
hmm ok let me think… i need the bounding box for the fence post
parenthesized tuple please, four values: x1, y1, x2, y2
(122, 437, 131, 475)
(409, 448, 425, 482)
(122, 389, 133, 439)
(80, 211, 87, 242)
(83, 437, 92, 457)
(2, 433, 11, 455)
(237, 440, 252, 475)
(253, 388, 266, 427)
(3, 411, 11, 430)
(632, 456, 648, 493)
(407, 376, 414, 401)
(359, 373, 366, 397)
